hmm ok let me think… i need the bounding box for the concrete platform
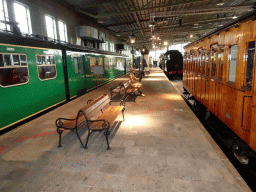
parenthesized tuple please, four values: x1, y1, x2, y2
(0, 68, 252, 192)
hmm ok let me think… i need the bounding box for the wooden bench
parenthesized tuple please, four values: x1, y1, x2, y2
(55, 94, 125, 150)
(110, 82, 126, 100)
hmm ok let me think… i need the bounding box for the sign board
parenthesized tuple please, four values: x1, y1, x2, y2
(93, 65, 104, 75)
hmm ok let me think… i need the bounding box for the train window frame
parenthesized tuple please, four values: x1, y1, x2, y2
(73, 56, 85, 75)
(228, 44, 238, 84)
(217, 46, 225, 81)
(36, 54, 57, 81)
(244, 41, 255, 90)
(203, 50, 210, 76)
(210, 46, 218, 78)
(201, 50, 207, 76)
(0, 53, 30, 88)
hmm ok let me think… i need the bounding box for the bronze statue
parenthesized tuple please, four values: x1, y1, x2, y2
(129, 68, 145, 96)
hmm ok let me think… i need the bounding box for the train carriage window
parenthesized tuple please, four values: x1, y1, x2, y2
(37, 55, 57, 80)
(211, 48, 218, 77)
(201, 53, 205, 75)
(36, 55, 41, 64)
(0, 53, 29, 87)
(245, 41, 255, 88)
(51, 56, 55, 64)
(218, 47, 224, 80)
(228, 45, 238, 82)
(4, 54, 11, 66)
(42, 56, 46, 64)
(20, 55, 27, 66)
(205, 51, 210, 76)
(13, 55, 20, 65)
(0, 54, 3, 67)
(73, 57, 78, 74)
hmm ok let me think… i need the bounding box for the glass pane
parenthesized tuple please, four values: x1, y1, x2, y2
(58, 21, 66, 42)
(0, 0, 9, 31)
(4, 55, 11, 66)
(0, 54, 4, 67)
(14, 2, 30, 34)
(201, 54, 205, 75)
(211, 49, 218, 77)
(74, 57, 78, 74)
(42, 56, 46, 64)
(78, 57, 84, 74)
(0, 67, 29, 86)
(13, 55, 20, 65)
(228, 45, 238, 82)
(38, 66, 57, 80)
(218, 47, 224, 80)
(51, 56, 55, 64)
(36, 56, 41, 64)
(246, 41, 255, 88)
(46, 56, 51, 64)
(205, 52, 210, 76)
(20, 55, 27, 66)
(45, 15, 56, 39)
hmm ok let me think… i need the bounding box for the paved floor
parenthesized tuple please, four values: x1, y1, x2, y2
(0, 68, 252, 192)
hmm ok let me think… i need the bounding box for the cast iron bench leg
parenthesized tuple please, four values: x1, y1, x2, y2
(75, 127, 84, 147)
(104, 130, 111, 150)
(57, 129, 63, 147)
(84, 130, 92, 149)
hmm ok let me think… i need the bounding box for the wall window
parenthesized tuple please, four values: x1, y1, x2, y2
(36, 55, 57, 80)
(13, 2, 32, 34)
(45, 15, 57, 39)
(245, 41, 255, 88)
(218, 47, 224, 80)
(0, 53, 29, 87)
(0, 0, 9, 31)
(58, 20, 67, 42)
(211, 48, 218, 77)
(228, 45, 238, 82)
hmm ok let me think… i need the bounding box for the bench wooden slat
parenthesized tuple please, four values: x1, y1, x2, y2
(61, 95, 107, 128)
(90, 106, 124, 129)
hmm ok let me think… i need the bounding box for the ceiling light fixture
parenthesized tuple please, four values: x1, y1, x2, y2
(232, 16, 238, 19)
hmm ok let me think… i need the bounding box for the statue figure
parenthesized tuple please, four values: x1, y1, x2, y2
(129, 68, 145, 96)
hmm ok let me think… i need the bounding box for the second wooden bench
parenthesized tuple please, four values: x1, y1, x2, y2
(56, 94, 125, 150)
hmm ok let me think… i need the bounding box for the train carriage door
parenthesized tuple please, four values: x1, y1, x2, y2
(183, 52, 188, 89)
(190, 50, 196, 95)
(208, 44, 218, 114)
(197, 48, 203, 102)
(244, 41, 256, 149)
(215, 46, 225, 117)
(204, 50, 210, 108)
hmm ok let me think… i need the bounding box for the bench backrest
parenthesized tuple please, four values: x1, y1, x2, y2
(80, 94, 110, 119)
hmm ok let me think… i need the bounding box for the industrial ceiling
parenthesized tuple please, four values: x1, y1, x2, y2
(62, 0, 256, 51)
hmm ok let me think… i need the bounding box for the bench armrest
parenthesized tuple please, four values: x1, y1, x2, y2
(87, 99, 94, 104)
(87, 119, 110, 129)
(55, 117, 77, 128)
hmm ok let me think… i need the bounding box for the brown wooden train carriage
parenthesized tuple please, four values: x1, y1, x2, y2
(183, 10, 256, 151)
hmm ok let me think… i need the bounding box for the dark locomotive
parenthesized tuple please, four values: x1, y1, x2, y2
(162, 50, 183, 79)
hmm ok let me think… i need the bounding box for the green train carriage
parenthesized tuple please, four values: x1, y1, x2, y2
(0, 38, 130, 131)
(0, 44, 66, 130)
